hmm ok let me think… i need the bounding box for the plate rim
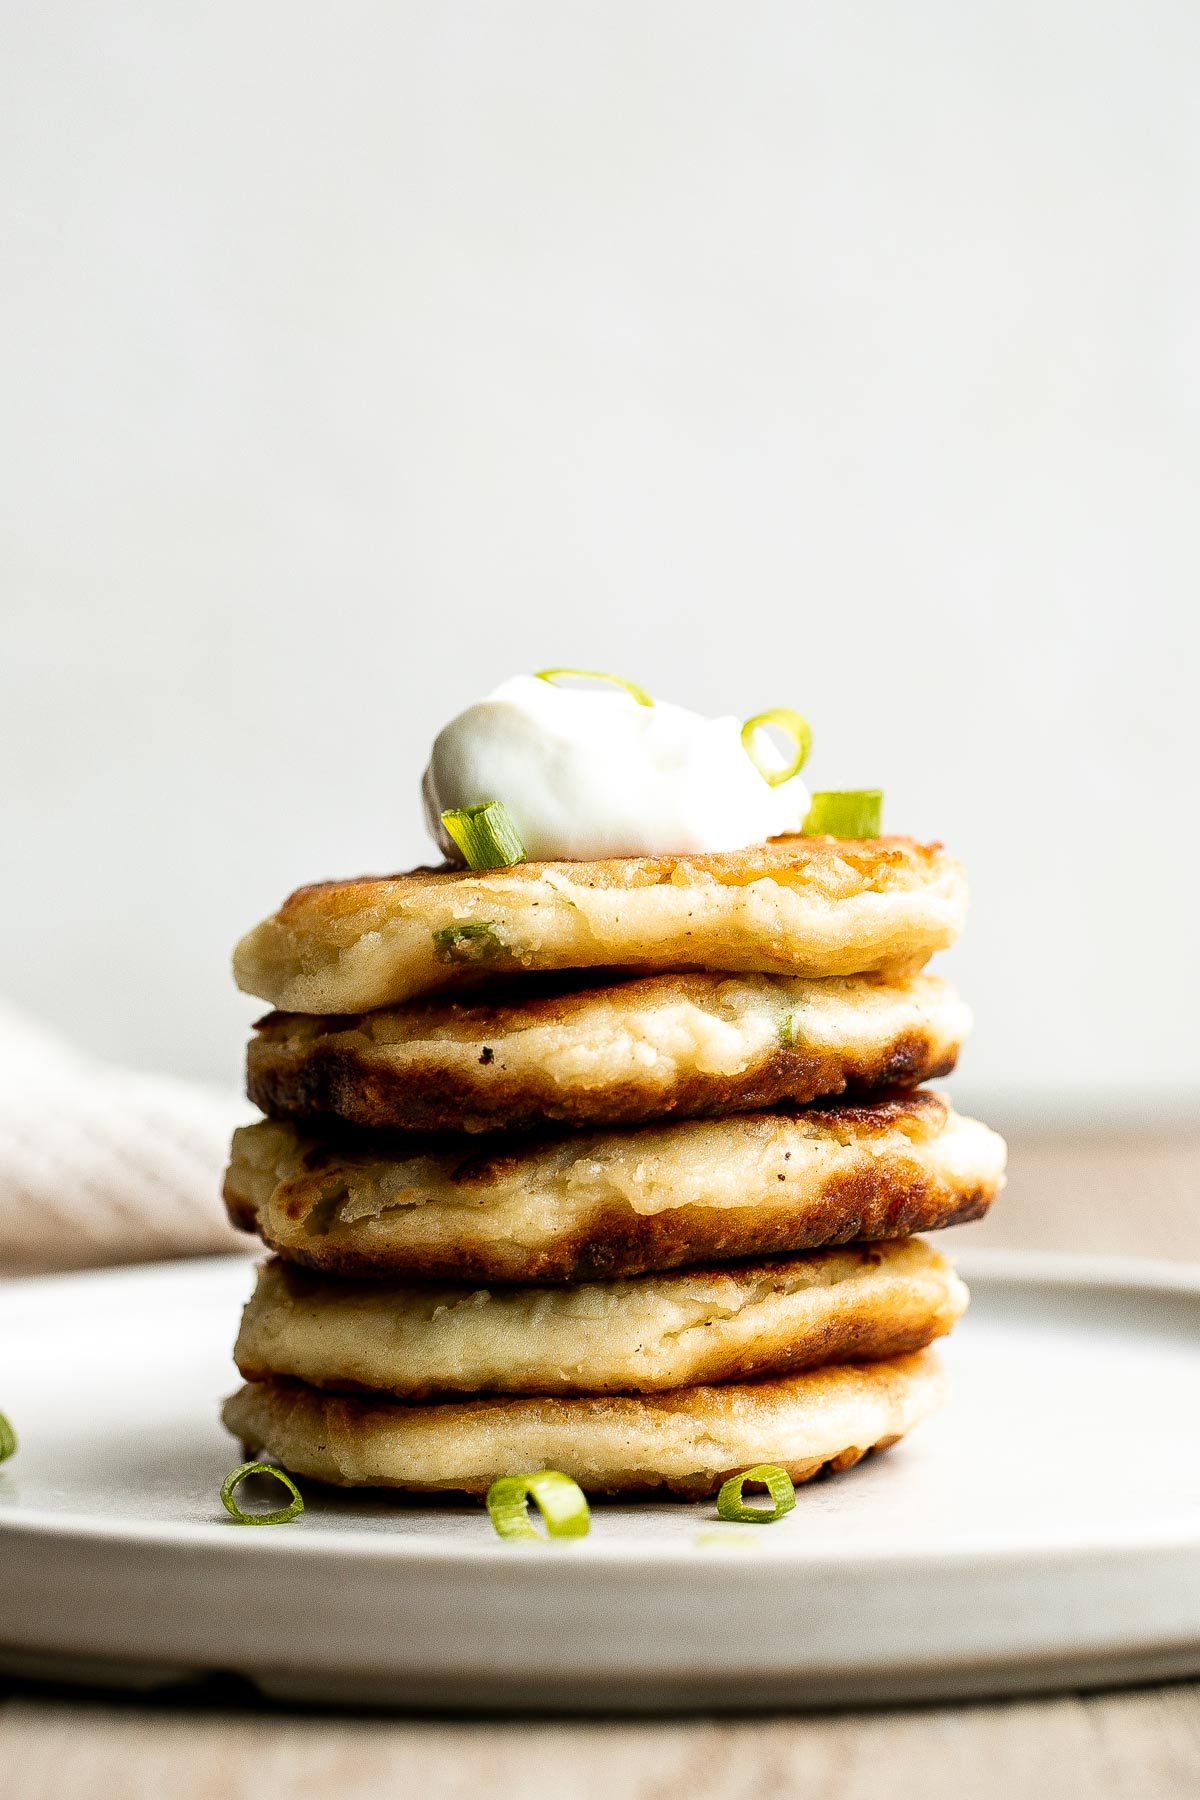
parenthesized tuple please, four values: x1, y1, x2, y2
(6, 1241, 1200, 1297)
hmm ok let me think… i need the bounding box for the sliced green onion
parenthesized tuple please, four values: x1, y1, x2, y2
(716, 1464, 797, 1524)
(802, 789, 883, 839)
(432, 920, 508, 964)
(693, 1529, 760, 1550)
(220, 1461, 304, 1526)
(534, 668, 654, 707)
(0, 1412, 16, 1464)
(740, 709, 813, 787)
(440, 801, 527, 871)
(486, 1470, 591, 1542)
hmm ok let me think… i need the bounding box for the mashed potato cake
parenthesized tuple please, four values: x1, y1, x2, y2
(223, 1349, 946, 1496)
(234, 1237, 966, 1398)
(247, 971, 969, 1134)
(224, 1090, 1005, 1282)
(233, 836, 966, 1014)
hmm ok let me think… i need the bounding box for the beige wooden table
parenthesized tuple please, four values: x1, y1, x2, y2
(3, 1126, 1198, 1800)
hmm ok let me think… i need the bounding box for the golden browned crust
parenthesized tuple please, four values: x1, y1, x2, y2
(222, 1350, 947, 1495)
(233, 836, 967, 1013)
(233, 1238, 968, 1397)
(222, 1091, 1007, 1283)
(246, 971, 969, 1134)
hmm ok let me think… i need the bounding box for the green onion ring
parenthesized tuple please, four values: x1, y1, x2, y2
(802, 789, 883, 839)
(716, 1464, 797, 1524)
(220, 1461, 304, 1526)
(440, 800, 528, 870)
(486, 1469, 591, 1541)
(0, 1412, 16, 1464)
(740, 709, 813, 786)
(534, 668, 654, 707)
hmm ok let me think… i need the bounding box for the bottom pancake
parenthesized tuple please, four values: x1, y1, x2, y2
(222, 1350, 946, 1497)
(233, 1237, 967, 1398)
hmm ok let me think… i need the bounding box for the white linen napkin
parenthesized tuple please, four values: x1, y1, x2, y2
(0, 1000, 252, 1276)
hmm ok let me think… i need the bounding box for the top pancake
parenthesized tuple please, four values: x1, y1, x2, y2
(233, 835, 966, 1014)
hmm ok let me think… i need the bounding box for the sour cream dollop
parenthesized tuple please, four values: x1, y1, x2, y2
(422, 675, 811, 862)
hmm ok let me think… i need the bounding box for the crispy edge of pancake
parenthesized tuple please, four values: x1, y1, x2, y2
(245, 971, 970, 1133)
(222, 1349, 948, 1496)
(233, 1238, 968, 1397)
(233, 835, 967, 1012)
(222, 1091, 1007, 1283)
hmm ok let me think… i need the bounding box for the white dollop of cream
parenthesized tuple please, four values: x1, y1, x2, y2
(422, 675, 811, 862)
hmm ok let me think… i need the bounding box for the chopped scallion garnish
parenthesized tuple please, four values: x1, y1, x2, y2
(716, 1464, 797, 1524)
(486, 1469, 591, 1541)
(0, 1412, 16, 1464)
(740, 709, 813, 787)
(220, 1460, 304, 1526)
(534, 668, 654, 707)
(802, 789, 883, 839)
(440, 801, 527, 871)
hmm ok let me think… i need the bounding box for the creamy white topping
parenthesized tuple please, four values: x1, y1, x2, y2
(422, 675, 811, 862)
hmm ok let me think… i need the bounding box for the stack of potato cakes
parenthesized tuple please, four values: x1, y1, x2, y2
(223, 835, 1006, 1497)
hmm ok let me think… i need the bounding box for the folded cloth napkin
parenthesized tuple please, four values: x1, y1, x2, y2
(0, 1000, 252, 1276)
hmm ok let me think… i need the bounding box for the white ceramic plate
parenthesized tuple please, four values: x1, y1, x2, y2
(2, 1249, 1199, 1711)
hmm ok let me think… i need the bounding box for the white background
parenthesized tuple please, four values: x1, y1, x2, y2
(2, 1, 1196, 1123)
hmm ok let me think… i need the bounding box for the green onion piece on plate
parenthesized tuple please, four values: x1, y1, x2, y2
(740, 709, 813, 787)
(802, 789, 883, 839)
(716, 1464, 797, 1524)
(440, 800, 527, 871)
(486, 1469, 591, 1541)
(534, 668, 654, 707)
(0, 1412, 16, 1463)
(220, 1461, 304, 1526)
